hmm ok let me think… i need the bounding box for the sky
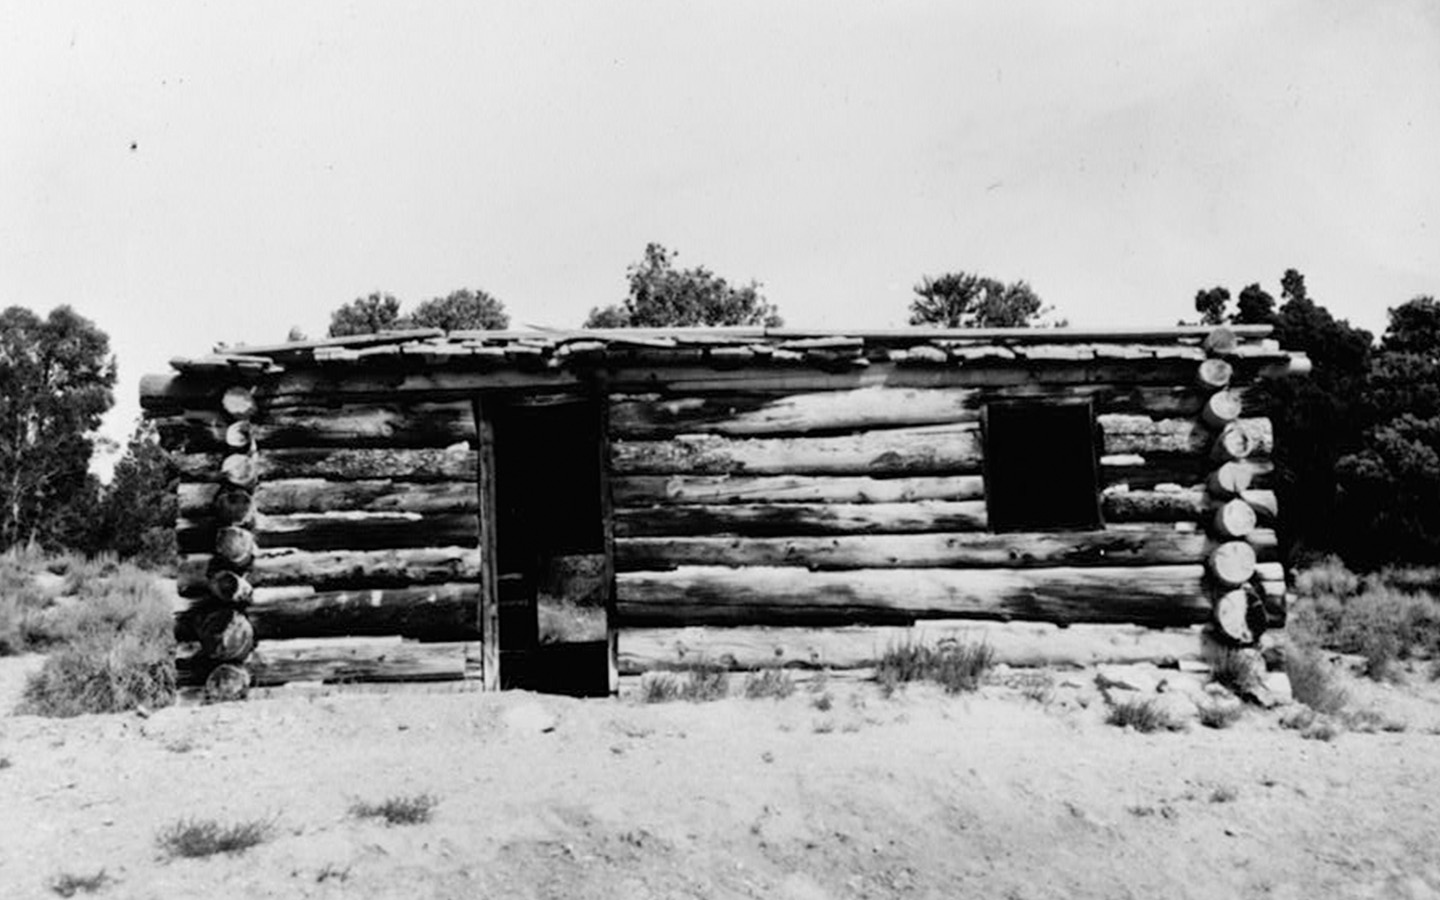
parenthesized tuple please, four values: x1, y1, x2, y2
(3, 1, 1438, 479)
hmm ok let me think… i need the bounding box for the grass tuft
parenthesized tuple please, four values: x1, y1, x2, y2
(1208, 648, 1261, 694)
(49, 870, 113, 897)
(742, 668, 795, 700)
(1197, 701, 1245, 730)
(1208, 785, 1239, 803)
(156, 817, 273, 858)
(639, 661, 729, 703)
(349, 793, 437, 826)
(1105, 697, 1180, 733)
(876, 638, 994, 696)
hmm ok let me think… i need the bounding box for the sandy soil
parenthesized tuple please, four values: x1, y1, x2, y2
(2, 657, 1440, 900)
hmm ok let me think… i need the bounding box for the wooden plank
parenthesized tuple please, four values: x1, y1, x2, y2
(614, 500, 988, 537)
(252, 401, 477, 448)
(614, 565, 1209, 627)
(614, 527, 1277, 571)
(610, 424, 982, 476)
(1099, 415, 1273, 457)
(618, 622, 1209, 672)
(611, 473, 985, 507)
(246, 637, 477, 685)
(475, 397, 501, 692)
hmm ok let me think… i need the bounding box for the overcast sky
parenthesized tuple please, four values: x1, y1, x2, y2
(3, 1, 1438, 477)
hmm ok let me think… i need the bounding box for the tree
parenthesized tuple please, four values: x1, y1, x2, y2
(96, 420, 178, 568)
(327, 292, 404, 337)
(0, 305, 116, 550)
(909, 272, 1050, 328)
(584, 243, 782, 328)
(1238, 269, 1372, 562)
(1234, 283, 1277, 326)
(408, 288, 510, 331)
(1193, 287, 1230, 326)
(1334, 296, 1440, 566)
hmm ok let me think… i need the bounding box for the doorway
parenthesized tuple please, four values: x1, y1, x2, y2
(489, 395, 612, 695)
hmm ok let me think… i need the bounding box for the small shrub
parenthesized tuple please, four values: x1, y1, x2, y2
(1208, 785, 1238, 803)
(156, 817, 273, 858)
(1302, 720, 1341, 742)
(49, 870, 113, 897)
(812, 719, 835, 734)
(1293, 555, 1361, 600)
(1289, 561, 1440, 680)
(811, 692, 833, 712)
(1105, 697, 1179, 733)
(742, 668, 795, 700)
(1197, 701, 1244, 730)
(875, 638, 994, 695)
(1014, 671, 1054, 703)
(1209, 648, 1261, 694)
(349, 793, 437, 826)
(1285, 647, 1347, 715)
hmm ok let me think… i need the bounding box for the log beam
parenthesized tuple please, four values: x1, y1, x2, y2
(614, 500, 988, 538)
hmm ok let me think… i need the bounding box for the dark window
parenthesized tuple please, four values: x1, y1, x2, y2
(983, 402, 1101, 531)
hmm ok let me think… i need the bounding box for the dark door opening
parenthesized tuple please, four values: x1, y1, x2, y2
(491, 395, 611, 696)
(983, 401, 1102, 531)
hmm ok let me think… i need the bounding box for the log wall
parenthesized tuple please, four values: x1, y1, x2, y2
(158, 388, 487, 699)
(610, 348, 1284, 673)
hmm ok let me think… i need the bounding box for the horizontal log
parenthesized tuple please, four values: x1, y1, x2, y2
(1100, 489, 1206, 522)
(175, 448, 479, 483)
(615, 565, 1209, 627)
(154, 412, 230, 452)
(609, 387, 982, 438)
(614, 501, 988, 538)
(244, 583, 478, 640)
(252, 402, 476, 448)
(1099, 415, 1272, 457)
(180, 512, 480, 554)
(611, 424, 982, 476)
(255, 512, 478, 551)
(611, 474, 984, 507)
(607, 384, 1235, 438)
(253, 478, 480, 515)
(178, 546, 482, 595)
(1098, 455, 1210, 490)
(618, 622, 1209, 672)
(246, 637, 480, 685)
(615, 527, 1233, 571)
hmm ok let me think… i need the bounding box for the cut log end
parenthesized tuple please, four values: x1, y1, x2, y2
(198, 609, 256, 662)
(1202, 326, 1239, 355)
(1213, 422, 1256, 461)
(1213, 585, 1266, 645)
(204, 664, 252, 703)
(1212, 498, 1258, 540)
(222, 386, 258, 419)
(221, 453, 260, 488)
(225, 420, 254, 449)
(208, 570, 254, 606)
(1208, 541, 1258, 587)
(1196, 358, 1233, 391)
(1206, 461, 1254, 498)
(214, 526, 257, 567)
(213, 488, 256, 525)
(1201, 390, 1244, 429)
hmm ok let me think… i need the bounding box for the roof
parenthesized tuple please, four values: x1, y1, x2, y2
(164, 325, 1294, 377)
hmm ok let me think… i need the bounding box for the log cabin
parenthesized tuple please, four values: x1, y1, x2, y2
(141, 324, 1310, 700)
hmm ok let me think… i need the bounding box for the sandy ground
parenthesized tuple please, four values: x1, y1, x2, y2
(2, 656, 1440, 900)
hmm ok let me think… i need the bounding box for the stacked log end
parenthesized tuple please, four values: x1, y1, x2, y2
(198, 385, 259, 701)
(1198, 328, 1282, 645)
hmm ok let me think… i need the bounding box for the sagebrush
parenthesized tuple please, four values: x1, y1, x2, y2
(876, 638, 994, 695)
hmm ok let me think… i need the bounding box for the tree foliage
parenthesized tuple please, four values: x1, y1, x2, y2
(1211, 270, 1373, 562)
(327, 292, 404, 337)
(408, 288, 510, 331)
(909, 272, 1050, 328)
(584, 243, 782, 329)
(95, 420, 178, 568)
(0, 305, 116, 550)
(1334, 296, 1440, 565)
